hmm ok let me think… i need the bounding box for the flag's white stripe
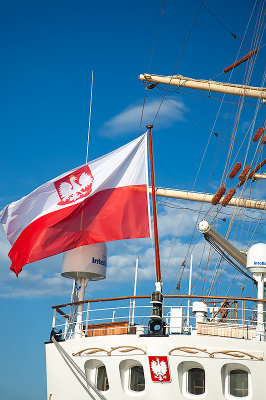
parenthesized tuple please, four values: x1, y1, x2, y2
(1, 133, 148, 245)
(143, 134, 152, 238)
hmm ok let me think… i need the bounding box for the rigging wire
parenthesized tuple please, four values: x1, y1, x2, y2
(157, 200, 266, 225)
(147, 0, 167, 73)
(139, 0, 265, 300)
(157, 86, 259, 106)
(204, 234, 256, 283)
(196, 0, 237, 40)
(219, 25, 265, 233)
(197, 0, 266, 69)
(152, 1, 264, 298)
(136, 1, 204, 294)
(158, 3, 213, 291)
(176, 18, 258, 271)
(152, 88, 218, 137)
(222, 2, 265, 187)
(138, 89, 148, 133)
(203, 2, 266, 296)
(137, 0, 169, 281)
(152, 1, 203, 125)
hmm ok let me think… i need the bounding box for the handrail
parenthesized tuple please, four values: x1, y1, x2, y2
(52, 294, 266, 310)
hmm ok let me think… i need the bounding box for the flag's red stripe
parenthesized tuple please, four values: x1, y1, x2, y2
(9, 185, 150, 276)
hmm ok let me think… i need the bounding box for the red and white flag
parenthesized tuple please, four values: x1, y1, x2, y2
(1, 134, 151, 276)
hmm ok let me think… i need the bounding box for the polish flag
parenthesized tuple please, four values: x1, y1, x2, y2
(1, 134, 151, 276)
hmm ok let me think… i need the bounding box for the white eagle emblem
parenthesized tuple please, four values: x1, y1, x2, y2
(55, 166, 94, 205)
(150, 358, 168, 381)
(59, 173, 92, 202)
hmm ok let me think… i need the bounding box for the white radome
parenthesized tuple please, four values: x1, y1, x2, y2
(61, 243, 107, 280)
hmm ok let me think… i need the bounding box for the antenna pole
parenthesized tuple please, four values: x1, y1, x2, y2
(74, 278, 89, 338)
(146, 125, 162, 289)
(85, 70, 94, 164)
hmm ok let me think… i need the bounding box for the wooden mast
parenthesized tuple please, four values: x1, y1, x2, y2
(147, 125, 162, 289)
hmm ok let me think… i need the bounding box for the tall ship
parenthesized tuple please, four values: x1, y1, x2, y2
(1, 2, 266, 400)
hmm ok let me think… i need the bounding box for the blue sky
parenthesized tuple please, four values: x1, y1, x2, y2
(0, 0, 265, 399)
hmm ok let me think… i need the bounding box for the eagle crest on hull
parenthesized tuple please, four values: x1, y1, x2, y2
(149, 356, 171, 383)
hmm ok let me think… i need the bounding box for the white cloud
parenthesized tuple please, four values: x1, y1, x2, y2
(157, 203, 199, 238)
(98, 98, 188, 137)
(239, 120, 252, 134)
(0, 272, 72, 299)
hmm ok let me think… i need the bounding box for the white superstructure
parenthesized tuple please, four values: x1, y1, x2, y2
(46, 239, 266, 400)
(46, 292, 266, 400)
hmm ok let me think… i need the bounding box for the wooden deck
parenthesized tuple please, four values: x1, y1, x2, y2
(86, 320, 135, 337)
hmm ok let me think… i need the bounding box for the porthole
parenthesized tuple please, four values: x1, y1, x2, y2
(178, 361, 207, 398)
(96, 365, 109, 391)
(120, 359, 146, 395)
(85, 360, 109, 392)
(129, 365, 145, 392)
(222, 364, 251, 399)
(229, 369, 248, 398)
(187, 367, 205, 395)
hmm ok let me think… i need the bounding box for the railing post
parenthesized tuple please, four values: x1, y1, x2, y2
(85, 302, 90, 337)
(132, 257, 139, 325)
(52, 308, 57, 329)
(186, 254, 193, 330)
(129, 298, 132, 326)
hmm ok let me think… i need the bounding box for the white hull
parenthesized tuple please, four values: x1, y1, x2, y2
(46, 332, 265, 399)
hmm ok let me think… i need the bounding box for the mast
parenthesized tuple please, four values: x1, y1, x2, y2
(147, 125, 162, 290)
(139, 74, 266, 100)
(146, 125, 166, 336)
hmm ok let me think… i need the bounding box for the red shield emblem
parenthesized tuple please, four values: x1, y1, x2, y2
(54, 165, 94, 206)
(149, 356, 171, 383)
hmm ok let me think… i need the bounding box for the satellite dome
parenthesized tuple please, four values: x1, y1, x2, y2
(246, 243, 266, 275)
(61, 243, 107, 280)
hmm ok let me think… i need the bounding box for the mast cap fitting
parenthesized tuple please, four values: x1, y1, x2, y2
(198, 220, 210, 233)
